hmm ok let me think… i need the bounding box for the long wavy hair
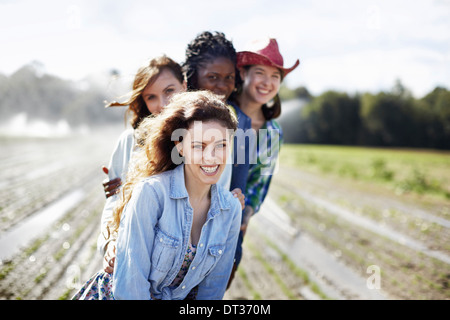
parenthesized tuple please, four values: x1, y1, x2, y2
(106, 55, 184, 129)
(107, 90, 238, 236)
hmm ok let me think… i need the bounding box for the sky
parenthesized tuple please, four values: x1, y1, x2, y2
(1, 0, 449, 98)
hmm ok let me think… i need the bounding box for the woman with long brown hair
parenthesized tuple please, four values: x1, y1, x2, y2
(99, 39, 246, 276)
(101, 55, 186, 199)
(73, 91, 241, 300)
(97, 56, 187, 271)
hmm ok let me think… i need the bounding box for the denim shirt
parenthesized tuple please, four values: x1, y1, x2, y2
(112, 164, 242, 300)
(229, 101, 253, 193)
(97, 129, 232, 255)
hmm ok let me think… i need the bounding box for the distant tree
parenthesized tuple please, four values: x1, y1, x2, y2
(0, 73, 9, 119)
(419, 87, 450, 149)
(300, 91, 360, 145)
(294, 86, 312, 100)
(391, 78, 412, 98)
(279, 85, 313, 101)
(279, 84, 296, 100)
(360, 91, 417, 147)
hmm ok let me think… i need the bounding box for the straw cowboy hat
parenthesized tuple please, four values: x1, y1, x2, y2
(236, 38, 300, 77)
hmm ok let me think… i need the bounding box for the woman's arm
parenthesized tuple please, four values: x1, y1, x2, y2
(97, 130, 135, 254)
(244, 122, 283, 214)
(112, 181, 161, 300)
(102, 166, 122, 198)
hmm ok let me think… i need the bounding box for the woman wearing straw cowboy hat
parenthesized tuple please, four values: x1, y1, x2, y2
(227, 37, 299, 287)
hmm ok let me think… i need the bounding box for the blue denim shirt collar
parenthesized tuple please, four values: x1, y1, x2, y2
(169, 164, 189, 199)
(170, 164, 231, 213)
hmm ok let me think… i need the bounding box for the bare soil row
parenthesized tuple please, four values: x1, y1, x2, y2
(0, 133, 313, 300)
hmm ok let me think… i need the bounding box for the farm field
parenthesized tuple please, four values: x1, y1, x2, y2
(268, 144, 450, 300)
(0, 133, 449, 300)
(0, 130, 117, 300)
(0, 131, 319, 300)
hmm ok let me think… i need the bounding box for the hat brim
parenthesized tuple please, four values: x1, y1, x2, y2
(237, 51, 300, 77)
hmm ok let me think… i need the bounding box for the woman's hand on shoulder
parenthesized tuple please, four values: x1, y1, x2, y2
(231, 188, 245, 210)
(240, 205, 254, 237)
(103, 241, 116, 274)
(102, 166, 122, 198)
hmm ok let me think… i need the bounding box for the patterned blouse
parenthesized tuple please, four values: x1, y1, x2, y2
(170, 243, 197, 287)
(245, 119, 283, 214)
(170, 243, 198, 300)
(71, 243, 199, 300)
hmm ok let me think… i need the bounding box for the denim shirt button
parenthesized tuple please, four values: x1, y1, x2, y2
(181, 285, 186, 290)
(199, 243, 204, 248)
(218, 250, 223, 255)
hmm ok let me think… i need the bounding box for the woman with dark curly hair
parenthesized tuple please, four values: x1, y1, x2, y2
(183, 31, 242, 100)
(183, 32, 257, 290)
(183, 30, 252, 206)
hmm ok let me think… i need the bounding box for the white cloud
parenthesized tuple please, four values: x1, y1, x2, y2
(302, 46, 450, 97)
(1, 0, 449, 96)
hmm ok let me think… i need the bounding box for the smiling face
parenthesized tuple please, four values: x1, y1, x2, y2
(142, 68, 187, 114)
(196, 57, 236, 101)
(177, 120, 231, 186)
(240, 64, 281, 105)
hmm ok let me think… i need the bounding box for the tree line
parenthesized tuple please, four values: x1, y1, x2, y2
(1, 63, 448, 150)
(279, 81, 450, 150)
